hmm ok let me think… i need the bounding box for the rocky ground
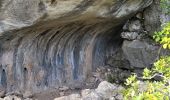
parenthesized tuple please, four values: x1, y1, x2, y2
(0, 81, 124, 100)
(0, 66, 128, 100)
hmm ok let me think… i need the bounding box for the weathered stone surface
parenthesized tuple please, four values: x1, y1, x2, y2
(95, 81, 118, 98)
(55, 93, 81, 100)
(121, 32, 140, 40)
(0, 0, 152, 33)
(81, 89, 92, 97)
(3, 95, 21, 100)
(82, 91, 103, 100)
(23, 91, 33, 98)
(55, 81, 124, 100)
(122, 40, 159, 69)
(0, 86, 5, 98)
(59, 86, 69, 91)
(121, 18, 144, 40)
(0, 0, 153, 95)
(136, 13, 143, 19)
(106, 49, 130, 69)
(143, 0, 162, 36)
(127, 20, 143, 32)
(24, 98, 33, 100)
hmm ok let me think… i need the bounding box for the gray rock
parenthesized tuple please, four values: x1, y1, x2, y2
(128, 20, 143, 32)
(24, 98, 33, 100)
(136, 13, 143, 19)
(54, 96, 68, 100)
(109, 97, 116, 100)
(23, 91, 33, 98)
(96, 66, 131, 83)
(81, 89, 92, 97)
(143, 0, 162, 36)
(0, 86, 5, 98)
(106, 49, 130, 69)
(83, 81, 124, 100)
(0, 0, 152, 34)
(55, 81, 124, 100)
(0, 91, 5, 98)
(122, 40, 159, 69)
(54, 81, 124, 100)
(115, 94, 123, 100)
(0, 0, 153, 95)
(95, 81, 121, 99)
(59, 92, 65, 97)
(59, 86, 69, 91)
(82, 91, 103, 100)
(6, 90, 22, 98)
(121, 32, 140, 40)
(54, 93, 81, 100)
(4, 95, 22, 100)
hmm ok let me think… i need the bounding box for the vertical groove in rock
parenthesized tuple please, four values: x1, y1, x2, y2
(0, 0, 154, 95)
(0, 22, 122, 94)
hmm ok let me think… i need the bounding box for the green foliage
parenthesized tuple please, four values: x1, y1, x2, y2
(153, 22, 170, 49)
(122, 1, 170, 99)
(153, 56, 170, 78)
(123, 13, 170, 100)
(122, 56, 170, 100)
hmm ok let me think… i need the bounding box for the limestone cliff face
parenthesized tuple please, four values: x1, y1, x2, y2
(0, 0, 153, 94)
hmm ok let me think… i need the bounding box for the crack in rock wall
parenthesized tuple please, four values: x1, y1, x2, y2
(0, 0, 153, 94)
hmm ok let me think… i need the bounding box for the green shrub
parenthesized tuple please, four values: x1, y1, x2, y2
(122, 56, 170, 100)
(122, 1, 170, 99)
(123, 21, 170, 100)
(153, 22, 170, 49)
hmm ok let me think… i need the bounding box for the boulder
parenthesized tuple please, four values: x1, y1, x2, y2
(3, 95, 22, 100)
(122, 40, 159, 69)
(55, 81, 124, 100)
(23, 91, 33, 98)
(127, 20, 143, 32)
(143, 0, 162, 36)
(81, 89, 92, 97)
(121, 32, 140, 40)
(95, 81, 117, 98)
(95, 81, 123, 99)
(82, 91, 103, 100)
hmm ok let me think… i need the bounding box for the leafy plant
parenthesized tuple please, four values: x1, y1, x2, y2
(123, 19, 170, 100)
(122, 58, 170, 100)
(122, 1, 170, 99)
(153, 22, 170, 49)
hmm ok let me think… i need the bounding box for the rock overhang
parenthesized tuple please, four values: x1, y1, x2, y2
(0, 0, 153, 33)
(0, 0, 153, 95)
